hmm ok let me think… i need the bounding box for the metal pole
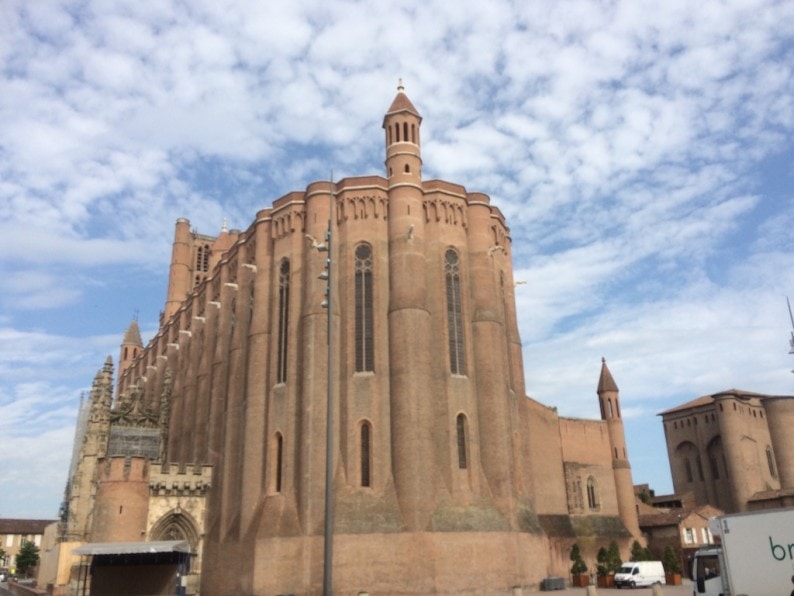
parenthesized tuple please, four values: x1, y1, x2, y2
(322, 184, 334, 596)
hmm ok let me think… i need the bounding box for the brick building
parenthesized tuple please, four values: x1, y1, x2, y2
(56, 85, 644, 595)
(0, 518, 55, 575)
(660, 389, 794, 513)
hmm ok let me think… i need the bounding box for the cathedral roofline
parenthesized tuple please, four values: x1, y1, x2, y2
(656, 388, 793, 416)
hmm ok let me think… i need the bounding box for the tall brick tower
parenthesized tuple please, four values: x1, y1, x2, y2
(383, 82, 437, 530)
(598, 358, 641, 537)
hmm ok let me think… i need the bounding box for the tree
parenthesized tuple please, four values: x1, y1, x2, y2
(608, 541, 622, 573)
(597, 540, 622, 576)
(596, 546, 609, 577)
(16, 540, 40, 577)
(570, 543, 588, 575)
(662, 545, 681, 575)
(630, 540, 653, 561)
(0, 546, 6, 566)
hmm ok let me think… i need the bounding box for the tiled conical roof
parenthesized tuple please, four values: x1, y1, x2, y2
(597, 357, 619, 393)
(384, 80, 421, 120)
(122, 319, 143, 347)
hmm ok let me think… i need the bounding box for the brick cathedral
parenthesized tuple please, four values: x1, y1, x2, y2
(59, 85, 642, 595)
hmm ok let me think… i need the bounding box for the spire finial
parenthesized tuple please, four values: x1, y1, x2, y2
(222, 218, 228, 233)
(397, 78, 405, 92)
(602, 356, 606, 364)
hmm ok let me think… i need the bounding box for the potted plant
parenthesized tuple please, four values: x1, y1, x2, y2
(663, 546, 682, 585)
(570, 544, 589, 587)
(596, 541, 622, 587)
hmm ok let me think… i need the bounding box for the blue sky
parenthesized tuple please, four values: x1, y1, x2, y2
(1, 0, 793, 519)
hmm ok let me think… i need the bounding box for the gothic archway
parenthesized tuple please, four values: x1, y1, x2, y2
(150, 509, 200, 552)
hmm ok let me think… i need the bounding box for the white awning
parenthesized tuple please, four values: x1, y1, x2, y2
(73, 540, 190, 556)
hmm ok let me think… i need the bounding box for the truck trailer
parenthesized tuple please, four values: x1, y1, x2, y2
(691, 507, 794, 596)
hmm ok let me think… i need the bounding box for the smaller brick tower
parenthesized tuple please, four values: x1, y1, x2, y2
(598, 358, 641, 537)
(91, 456, 151, 542)
(117, 319, 142, 396)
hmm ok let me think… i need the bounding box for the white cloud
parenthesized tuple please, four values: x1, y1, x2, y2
(1, 0, 792, 513)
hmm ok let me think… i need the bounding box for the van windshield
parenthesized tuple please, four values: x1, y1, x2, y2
(617, 565, 635, 574)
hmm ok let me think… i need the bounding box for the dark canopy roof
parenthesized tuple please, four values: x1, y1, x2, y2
(73, 540, 190, 556)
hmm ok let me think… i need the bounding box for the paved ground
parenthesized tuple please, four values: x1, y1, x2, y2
(0, 578, 694, 595)
(529, 580, 693, 595)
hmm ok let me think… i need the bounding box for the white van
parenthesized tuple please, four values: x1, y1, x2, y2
(614, 560, 666, 588)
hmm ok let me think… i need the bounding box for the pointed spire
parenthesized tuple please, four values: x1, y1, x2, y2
(597, 356, 619, 394)
(385, 79, 422, 121)
(122, 319, 143, 348)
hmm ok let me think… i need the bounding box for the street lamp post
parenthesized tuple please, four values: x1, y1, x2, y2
(318, 189, 334, 596)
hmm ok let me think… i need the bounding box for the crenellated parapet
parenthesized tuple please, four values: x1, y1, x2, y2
(149, 464, 213, 498)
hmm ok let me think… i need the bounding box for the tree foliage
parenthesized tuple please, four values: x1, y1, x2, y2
(597, 541, 622, 576)
(630, 540, 653, 561)
(662, 545, 681, 574)
(570, 543, 588, 575)
(16, 540, 40, 577)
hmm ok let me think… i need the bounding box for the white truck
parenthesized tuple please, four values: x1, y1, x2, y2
(691, 507, 794, 596)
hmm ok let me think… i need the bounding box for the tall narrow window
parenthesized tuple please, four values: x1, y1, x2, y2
(456, 414, 468, 469)
(445, 249, 466, 375)
(767, 447, 777, 478)
(354, 244, 374, 372)
(277, 260, 290, 384)
(709, 456, 720, 479)
(685, 458, 693, 483)
(586, 476, 599, 510)
(360, 422, 371, 487)
(274, 433, 283, 493)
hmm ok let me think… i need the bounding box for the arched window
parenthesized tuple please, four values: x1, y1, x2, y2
(277, 260, 290, 384)
(355, 244, 374, 372)
(696, 455, 704, 481)
(445, 249, 466, 375)
(456, 414, 468, 469)
(586, 476, 599, 510)
(273, 432, 284, 493)
(684, 458, 693, 483)
(196, 244, 210, 273)
(360, 422, 372, 487)
(607, 399, 613, 418)
(767, 447, 777, 478)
